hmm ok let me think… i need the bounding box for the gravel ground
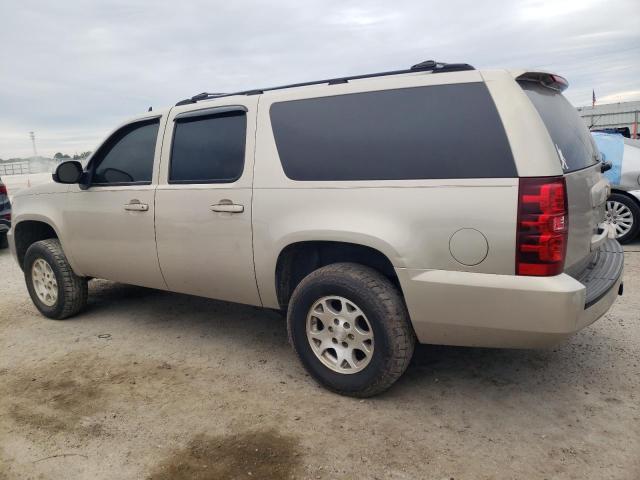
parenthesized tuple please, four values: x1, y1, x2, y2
(1, 242, 639, 480)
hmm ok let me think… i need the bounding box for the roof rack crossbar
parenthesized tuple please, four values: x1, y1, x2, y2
(175, 60, 474, 105)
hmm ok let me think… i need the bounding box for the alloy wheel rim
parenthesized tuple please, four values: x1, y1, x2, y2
(31, 258, 58, 307)
(605, 200, 634, 238)
(306, 296, 374, 374)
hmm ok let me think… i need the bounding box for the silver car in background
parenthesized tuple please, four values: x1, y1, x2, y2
(593, 132, 640, 243)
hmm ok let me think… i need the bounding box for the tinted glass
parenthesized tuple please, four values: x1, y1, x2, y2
(92, 120, 159, 184)
(170, 112, 246, 183)
(269, 83, 516, 181)
(520, 82, 597, 172)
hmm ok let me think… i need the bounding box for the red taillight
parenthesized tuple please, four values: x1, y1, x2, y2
(516, 177, 568, 276)
(0, 184, 6, 196)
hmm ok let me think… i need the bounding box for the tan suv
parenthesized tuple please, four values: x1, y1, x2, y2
(8, 61, 624, 397)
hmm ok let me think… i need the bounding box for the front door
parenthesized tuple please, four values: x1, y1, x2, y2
(64, 116, 166, 290)
(154, 102, 261, 306)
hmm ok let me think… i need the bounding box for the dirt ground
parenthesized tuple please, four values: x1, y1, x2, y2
(1, 243, 639, 480)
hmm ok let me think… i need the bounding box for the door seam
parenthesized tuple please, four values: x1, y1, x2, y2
(153, 108, 172, 290)
(250, 96, 265, 307)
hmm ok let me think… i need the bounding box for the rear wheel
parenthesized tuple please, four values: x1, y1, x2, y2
(24, 239, 88, 319)
(287, 263, 415, 397)
(606, 193, 640, 244)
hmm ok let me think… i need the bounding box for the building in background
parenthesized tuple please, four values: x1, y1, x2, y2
(578, 101, 640, 139)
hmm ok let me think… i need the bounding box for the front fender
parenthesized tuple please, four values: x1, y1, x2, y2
(10, 196, 83, 275)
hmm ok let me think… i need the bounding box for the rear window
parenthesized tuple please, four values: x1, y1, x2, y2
(519, 82, 597, 173)
(269, 83, 516, 181)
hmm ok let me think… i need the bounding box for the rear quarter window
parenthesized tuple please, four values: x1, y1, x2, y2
(269, 83, 516, 181)
(519, 82, 597, 173)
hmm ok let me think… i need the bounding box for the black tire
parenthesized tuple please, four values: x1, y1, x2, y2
(24, 239, 88, 319)
(607, 193, 640, 244)
(0, 232, 7, 249)
(287, 263, 415, 397)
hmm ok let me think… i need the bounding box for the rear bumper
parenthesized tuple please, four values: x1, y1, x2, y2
(397, 239, 624, 348)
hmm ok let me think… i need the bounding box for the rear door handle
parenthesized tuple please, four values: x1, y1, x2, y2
(210, 203, 244, 213)
(124, 200, 149, 212)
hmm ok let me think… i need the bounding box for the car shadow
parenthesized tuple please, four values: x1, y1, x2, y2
(75, 279, 620, 403)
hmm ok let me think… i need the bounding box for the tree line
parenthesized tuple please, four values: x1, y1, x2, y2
(54, 151, 92, 160)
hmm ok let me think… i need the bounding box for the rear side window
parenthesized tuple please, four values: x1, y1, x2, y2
(92, 119, 159, 185)
(170, 111, 246, 184)
(519, 82, 597, 172)
(269, 83, 516, 181)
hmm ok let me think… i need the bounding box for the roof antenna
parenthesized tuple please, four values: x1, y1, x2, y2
(148, 106, 152, 112)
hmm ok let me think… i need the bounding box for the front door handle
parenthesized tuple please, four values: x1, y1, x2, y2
(210, 202, 244, 213)
(124, 199, 149, 212)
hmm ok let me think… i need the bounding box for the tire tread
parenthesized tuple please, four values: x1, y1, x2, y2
(609, 193, 640, 244)
(25, 239, 87, 319)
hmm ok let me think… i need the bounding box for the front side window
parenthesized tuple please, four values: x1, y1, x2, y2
(92, 119, 159, 185)
(169, 111, 246, 184)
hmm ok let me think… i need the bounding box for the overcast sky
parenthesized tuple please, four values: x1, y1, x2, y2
(1, 0, 638, 158)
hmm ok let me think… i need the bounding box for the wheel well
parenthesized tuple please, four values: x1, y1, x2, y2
(275, 241, 398, 310)
(611, 189, 640, 207)
(14, 221, 58, 270)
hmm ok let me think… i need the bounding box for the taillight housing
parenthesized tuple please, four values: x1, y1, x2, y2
(516, 177, 568, 276)
(0, 184, 6, 196)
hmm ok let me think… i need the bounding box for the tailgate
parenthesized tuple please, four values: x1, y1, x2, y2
(564, 164, 609, 273)
(518, 79, 607, 273)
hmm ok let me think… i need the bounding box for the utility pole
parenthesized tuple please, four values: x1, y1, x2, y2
(29, 131, 38, 157)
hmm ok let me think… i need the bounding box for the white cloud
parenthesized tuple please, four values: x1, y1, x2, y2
(0, 0, 638, 158)
(598, 89, 640, 104)
(517, 0, 603, 21)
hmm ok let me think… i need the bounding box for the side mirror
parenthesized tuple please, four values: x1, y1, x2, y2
(53, 161, 83, 184)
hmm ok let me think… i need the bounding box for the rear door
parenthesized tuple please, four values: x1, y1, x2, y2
(154, 100, 261, 306)
(519, 81, 608, 273)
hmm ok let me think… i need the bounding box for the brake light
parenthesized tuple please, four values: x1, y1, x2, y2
(516, 177, 568, 276)
(0, 184, 6, 196)
(516, 72, 569, 92)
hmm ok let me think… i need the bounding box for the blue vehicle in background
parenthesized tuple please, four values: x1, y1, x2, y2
(593, 132, 640, 243)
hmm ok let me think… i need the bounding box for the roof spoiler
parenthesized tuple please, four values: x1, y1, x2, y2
(516, 71, 569, 92)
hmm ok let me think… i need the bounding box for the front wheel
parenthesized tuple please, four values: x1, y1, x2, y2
(287, 263, 415, 397)
(606, 193, 640, 244)
(24, 239, 88, 319)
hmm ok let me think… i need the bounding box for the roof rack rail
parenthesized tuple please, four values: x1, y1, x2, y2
(175, 60, 474, 106)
